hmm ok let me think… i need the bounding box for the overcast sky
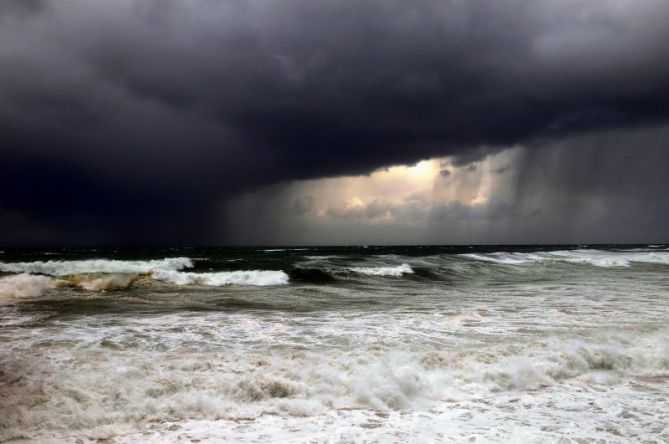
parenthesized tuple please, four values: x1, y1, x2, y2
(1, 0, 668, 245)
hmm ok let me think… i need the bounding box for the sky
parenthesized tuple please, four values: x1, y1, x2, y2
(1, 0, 668, 246)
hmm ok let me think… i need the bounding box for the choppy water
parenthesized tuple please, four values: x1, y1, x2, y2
(1, 245, 668, 443)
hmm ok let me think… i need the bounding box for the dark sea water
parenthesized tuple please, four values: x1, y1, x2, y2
(1, 245, 668, 442)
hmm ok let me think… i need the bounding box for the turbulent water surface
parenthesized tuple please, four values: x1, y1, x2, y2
(1, 245, 668, 443)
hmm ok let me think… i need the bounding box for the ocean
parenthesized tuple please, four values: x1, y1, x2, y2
(1, 245, 668, 443)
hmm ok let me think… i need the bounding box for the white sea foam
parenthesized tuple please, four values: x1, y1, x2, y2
(350, 263, 414, 276)
(72, 274, 139, 291)
(461, 249, 669, 267)
(152, 269, 289, 286)
(0, 273, 55, 301)
(1, 320, 667, 442)
(0, 257, 193, 276)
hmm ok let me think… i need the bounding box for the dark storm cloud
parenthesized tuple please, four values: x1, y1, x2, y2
(426, 125, 669, 244)
(1, 0, 669, 244)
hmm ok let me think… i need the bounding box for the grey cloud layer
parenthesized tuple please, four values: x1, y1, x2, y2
(1, 0, 668, 243)
(225, 126, 669, 245)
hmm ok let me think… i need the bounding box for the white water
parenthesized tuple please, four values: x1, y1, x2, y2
(2, 310, 667, 442)
(0, 273, 55, 301)
(74, 274, 139, 291)
(461, 249, 669, 267)
(350, 263, 414, 276)
(0, 257, 193, 276)
(152, 269, 290, 287)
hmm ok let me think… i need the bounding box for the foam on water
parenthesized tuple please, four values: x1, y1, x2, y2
(1, 318, 667, 442)
(350, 263, 414, 276)
(0, 273, 55, 301)
(116, 382, 669, 443)
(0, 257, 193, 276)
(461, 249, 669, 267)
(152, 269, 289, 286)
(63, 273, 140, 291)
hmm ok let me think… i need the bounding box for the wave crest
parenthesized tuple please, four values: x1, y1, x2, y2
(59, 273, 140, 291)
(460, 249, 669, 267)
(0, 257, 193, 276)
(350, 263, 414, 276)
(0, 273, 55, 301)
(152, 269, 289, 286)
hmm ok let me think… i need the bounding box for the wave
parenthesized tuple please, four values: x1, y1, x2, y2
(152, 269, 289, 286)
(288, 268, 337, 284)
(1, 268, 286, 295)
(59, 273, 141, 291)
(0, 257, 193, 276)
(0, 273, 55, 301)
(2, 325, 667, 442)
(460, 249, 669, 267)
(349, 263, 414, 276)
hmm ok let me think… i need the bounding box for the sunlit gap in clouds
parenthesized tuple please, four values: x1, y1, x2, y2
(222, 149, 522, 245)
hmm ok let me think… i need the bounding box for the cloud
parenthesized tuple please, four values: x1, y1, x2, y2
(326, 198, 399, 222)
(491, 166, 511, 175)
(1, 0, 669, 243)
(0, 0, 43, 15)
(290, 196, 315, 216)
(223, 125, 669, 244)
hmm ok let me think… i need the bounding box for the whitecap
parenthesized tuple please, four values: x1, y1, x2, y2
(349, 263, 414, 276)
(152, 269, 289, 286)
(0, 257, 193, 276)
(0, 273, 55, 301)
(64, 274, 139, 291)
(460, 249, 669, 268)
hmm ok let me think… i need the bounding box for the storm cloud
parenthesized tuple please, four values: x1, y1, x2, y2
(1, 0, 668, 244)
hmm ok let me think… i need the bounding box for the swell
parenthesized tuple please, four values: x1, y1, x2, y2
(2, 247, 668, 299)
(288, 267, 338, 284)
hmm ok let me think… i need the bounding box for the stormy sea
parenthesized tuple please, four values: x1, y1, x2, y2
(1, 245, 668, 443)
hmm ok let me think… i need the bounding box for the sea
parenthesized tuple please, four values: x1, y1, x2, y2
(1, 245, 668, 443)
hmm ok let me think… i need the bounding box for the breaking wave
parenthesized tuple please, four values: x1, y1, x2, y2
(59, 273, 141, 291)
(0, 273, 56, 301)
(460, 249, 669, 267)
(152, 269, 289, 286)
(350, 263, 414, 276)
(2, 325, 667, 442)
(0, 257, 193, 276)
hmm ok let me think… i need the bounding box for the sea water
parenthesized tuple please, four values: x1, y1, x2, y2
(1, 245, 668, 442)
